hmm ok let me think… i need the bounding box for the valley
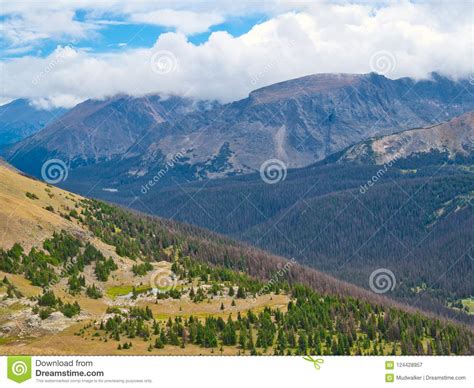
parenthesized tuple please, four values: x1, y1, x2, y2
(0, 164, 471, 355)
(1, 72, 473, 357)
(117, 112, 474, 322)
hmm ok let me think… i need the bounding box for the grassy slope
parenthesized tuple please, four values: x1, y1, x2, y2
(0, 165, 291, 354)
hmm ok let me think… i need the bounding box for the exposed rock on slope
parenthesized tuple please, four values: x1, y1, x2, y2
(5, 73, 474, 190)
(334, 110, 474, 165)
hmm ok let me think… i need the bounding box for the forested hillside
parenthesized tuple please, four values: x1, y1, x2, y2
(0, 164, 472, 355)
(124, 152, 474, 322)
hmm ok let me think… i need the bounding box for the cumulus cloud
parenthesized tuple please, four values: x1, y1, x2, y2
(0, 9, 99, 47)
(0, 1, 472, 108)
(130, 9, 224, 35)
(0, 0, 266, 48)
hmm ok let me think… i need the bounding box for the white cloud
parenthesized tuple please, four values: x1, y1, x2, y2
(0, 1, 231, 52)
(0, 1, 472, 108)
(0, 9, 99, 48)
(130, 9, 224, 35)
(0, 0, 274, 48)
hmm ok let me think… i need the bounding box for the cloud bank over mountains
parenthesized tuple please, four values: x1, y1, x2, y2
(1, 1, 472, 108)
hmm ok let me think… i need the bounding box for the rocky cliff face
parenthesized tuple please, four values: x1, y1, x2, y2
(110, 72, 474, 180)
(5, 72, 474, 188)
(6, 95, 207, 169)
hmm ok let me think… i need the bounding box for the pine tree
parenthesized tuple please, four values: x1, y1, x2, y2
(222, 317, 237, 346)
(236, 286, 245, 299)
(277, 329, 288, 351)
(239, 325, 248, 350)
(154, 337, 164, 349)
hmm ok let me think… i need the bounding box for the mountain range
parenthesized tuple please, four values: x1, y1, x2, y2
(4, 72, 474, 194)
(114, 110, 474, 322)
(2, 72, 473, 324)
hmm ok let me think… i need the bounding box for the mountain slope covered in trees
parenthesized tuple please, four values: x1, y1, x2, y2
(120, 114, 474, 322)
(0, 163, 472, 355)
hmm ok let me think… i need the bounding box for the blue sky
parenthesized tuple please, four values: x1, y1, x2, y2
(0, 3, 271, 58)
(91, 13, 268, 52)
(0, 1, 471, 108)
(0, 12, 267, 58)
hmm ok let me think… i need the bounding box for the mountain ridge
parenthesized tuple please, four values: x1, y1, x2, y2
(6, 95, 208, 168)
(326, 110, 474, 165)
(0, 99, 66, 146)
(5, 72, 474, 191)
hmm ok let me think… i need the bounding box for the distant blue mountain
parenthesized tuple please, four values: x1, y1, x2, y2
(0, 99, 66, 145)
